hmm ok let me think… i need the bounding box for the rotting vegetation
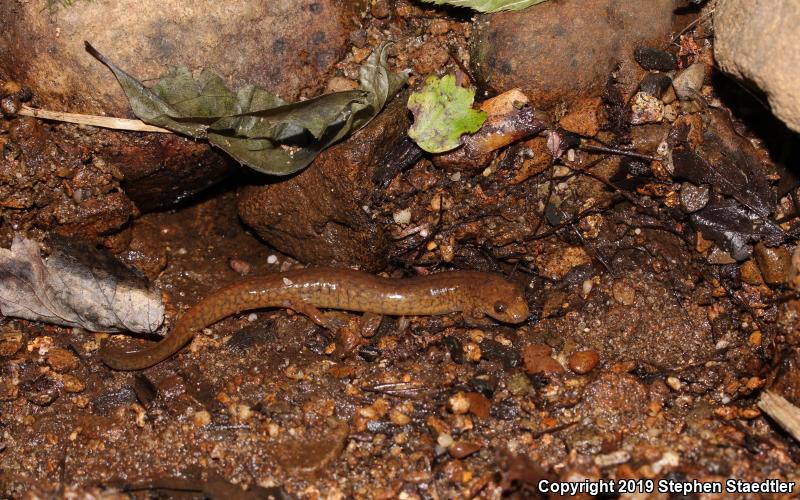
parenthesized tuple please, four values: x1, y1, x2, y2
(1, 0, 800, 498)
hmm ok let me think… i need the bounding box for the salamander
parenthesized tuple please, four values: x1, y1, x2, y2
(100, 267, 530, 370)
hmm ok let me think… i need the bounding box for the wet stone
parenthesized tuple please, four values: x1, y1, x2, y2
(739, 259, 764, 286)
(638, 73, 673, 99)
(634, 46, 677, 71)
(61, 374, 86, 393)
(46, 348, 80, 372)
(673, 63, 707, 100)
(630, 92, 664, 124)
(23, 376, 60, 406)
(470, 0, 675, 108)
(568, 350, 600, 374)
(465, 392, 491, 419)
(754, 242, 791, 285)
(0, 378, 19, 401)
(449, 441, 482, 459)
(522, 344, 565, 376)
(0, 331, 23, 357)
(680, 182, 710, 213)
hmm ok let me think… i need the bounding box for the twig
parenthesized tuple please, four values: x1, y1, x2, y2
(18, 105, 172, 133)
(758, 390, 800, 443)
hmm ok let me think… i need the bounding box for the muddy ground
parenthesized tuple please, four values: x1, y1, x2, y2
(2, 1, 800, 498)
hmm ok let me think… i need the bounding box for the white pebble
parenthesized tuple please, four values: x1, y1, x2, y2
(393, 208, 412, 225)
(267, 254, 278, 264)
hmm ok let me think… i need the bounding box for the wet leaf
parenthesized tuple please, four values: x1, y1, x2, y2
(87, 41, 406, 175)
(690, 197, 785, 261)
(417, 0, 548, 12)
(407, 74, 487, 153)
(0, 236, 164, 333)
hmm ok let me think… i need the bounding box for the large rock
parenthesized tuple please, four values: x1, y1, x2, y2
(238, 94, 417, 272)
(470, 0, 676, 109)
(714, 0, 800, 133)
(0, 0, 361, 209)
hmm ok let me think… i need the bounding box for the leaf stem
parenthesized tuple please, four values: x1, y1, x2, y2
(18, 105, 173, 133)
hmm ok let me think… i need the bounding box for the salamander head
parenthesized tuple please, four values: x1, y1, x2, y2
(476, 277, 529, 324)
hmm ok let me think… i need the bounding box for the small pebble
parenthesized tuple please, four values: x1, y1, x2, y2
(739, 259, 764, 285)
(267, 254, 278, 264)
(0, 331, 23, 356)
(46, 348, 79, 372)
(634, 46, 677, 71)
(666, 376, 682, 391)
(449, 441, 482, 459)
(630, 92, 664, 124)
(229, 258, 251, 275)
(449, 391, 471, 414)
(754, 242, 791, 285)
(463, 342, 481, 363)
(61, 374, 85, 393)
(437, 433, 454, 448)
(638, 72, 672, 98)
(393, 208, 412, 225)
(193, 410, 211, 427)
(0, 379, 19, 402)
(594, 450, 631, 467)
(506, 372, 532, 396)
(680, 182, 709, 213)
(568, 350, 600, 374)
(673, 63, 706, 100)
(1, 95, 20, 117)
(465, 392, 491, 419)
(612, 280, 636, 306)
(389, 409, 411, 426)
(522, 343, 564, 376)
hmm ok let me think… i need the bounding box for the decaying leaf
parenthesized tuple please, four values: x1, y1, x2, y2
(0, 236, 164, 333)
(407, 74, 487, 153)
(690, 197, 784, 261)
(86, 42, 406, 175)
(417, 0, 548, 13)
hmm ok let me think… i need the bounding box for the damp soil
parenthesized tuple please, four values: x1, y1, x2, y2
(2, 1, 800, 499)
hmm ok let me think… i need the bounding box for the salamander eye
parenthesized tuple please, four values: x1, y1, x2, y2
(493, 301, 507, 314)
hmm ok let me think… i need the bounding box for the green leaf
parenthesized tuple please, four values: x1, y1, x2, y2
(407, 74, 487, 153)
(416, 0, 548, 12)
(87, 41, 406, 176)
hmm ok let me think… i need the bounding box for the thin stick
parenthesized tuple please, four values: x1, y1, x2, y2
(758, 390, 800, 443)
(18, 105, 173, 134)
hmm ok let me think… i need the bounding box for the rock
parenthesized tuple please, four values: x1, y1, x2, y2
(522, 344, 565, 376)
(558, 97, 603, 136)
(238, 94, 414, 271)
(754, 242, 791, 285)
(46, 348, 80, 372)
(579, 373, 648, 427)
(449, 441, 482, 459)
(672, 63, 707, 100)
(630, 92, 664, 124)
(612, 279, 636, 306)
(739, 259, 764, 286)
(714, 0, 800, 132)
(465, 392, 491, 419)
(273, 418, 349, 473)
(568, 350, 600, 374)
(634, 46, 677, 71)
(679, 182, 709, 213)
(638, 73, 673, 99)
(470, 0, 675, 109)
(98, 133, 237, 212)
(0, 331, 23, 357)
(0, 0, 360, 209)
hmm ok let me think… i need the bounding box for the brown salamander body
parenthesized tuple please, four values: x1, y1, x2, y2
(100, 268, 529, 370)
